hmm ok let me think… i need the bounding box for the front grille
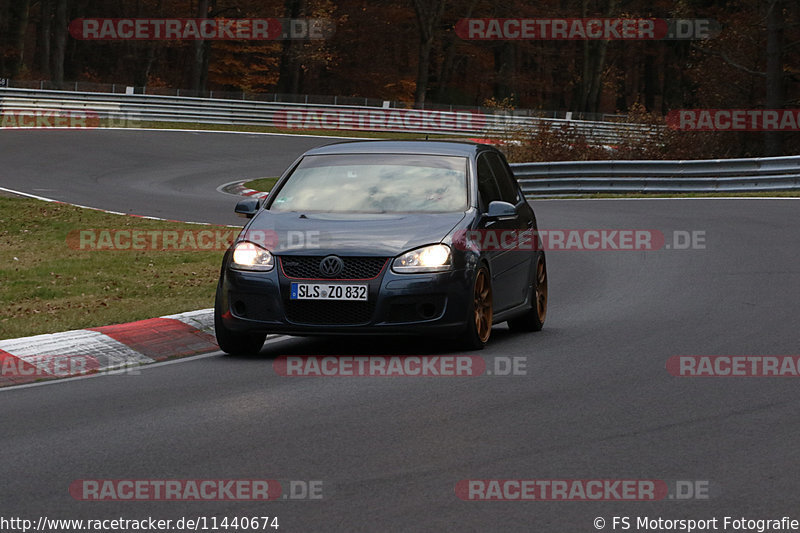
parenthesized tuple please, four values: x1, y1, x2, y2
(285, 300, 376, 325)
(280, 256, 388, 280)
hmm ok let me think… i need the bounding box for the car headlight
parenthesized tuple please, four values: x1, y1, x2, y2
(392, 244, 451, 273)
(231, 241, 274, 271)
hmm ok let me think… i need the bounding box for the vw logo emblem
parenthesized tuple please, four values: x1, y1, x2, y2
(319, 255, 344, 277)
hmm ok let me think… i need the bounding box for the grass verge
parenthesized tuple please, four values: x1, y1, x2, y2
(243, 177, 279, 192)
(0, 195, 235, 339)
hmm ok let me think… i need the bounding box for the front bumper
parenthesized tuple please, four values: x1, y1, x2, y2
(217, 260, 473, 337)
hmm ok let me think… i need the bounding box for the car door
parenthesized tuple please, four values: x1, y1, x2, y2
(476, 151, 529, 311)
(488, 151, 536, 308)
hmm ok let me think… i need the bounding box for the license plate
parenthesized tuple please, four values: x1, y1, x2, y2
(290, 283, 368, 301)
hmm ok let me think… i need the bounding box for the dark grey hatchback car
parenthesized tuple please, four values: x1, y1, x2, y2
(214, 140, 547, 354)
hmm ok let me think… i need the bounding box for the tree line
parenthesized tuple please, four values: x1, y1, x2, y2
(0, 0, 797, 156)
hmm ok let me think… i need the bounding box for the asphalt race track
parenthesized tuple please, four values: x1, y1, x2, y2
(2, 130, 800, 532)
(0, 129, 347, 225)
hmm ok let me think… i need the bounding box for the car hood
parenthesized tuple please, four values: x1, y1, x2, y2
(241, 211, 467, 256)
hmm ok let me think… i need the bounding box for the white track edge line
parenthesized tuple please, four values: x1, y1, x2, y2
(0, 334, 292, 392)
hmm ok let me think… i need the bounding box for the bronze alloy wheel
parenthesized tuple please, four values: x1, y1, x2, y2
(473, 267, 493, 344)
(535, 254, 548, 324)
(507, 253, 547, 333)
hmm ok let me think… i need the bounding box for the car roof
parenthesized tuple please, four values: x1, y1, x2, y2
(303, 140, 492, 157)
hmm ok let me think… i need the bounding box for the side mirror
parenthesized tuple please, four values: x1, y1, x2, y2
(235, 198, 261, 218)
(486, 200, 517, 219)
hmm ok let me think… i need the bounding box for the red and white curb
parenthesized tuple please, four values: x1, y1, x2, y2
(0, 309, 218, 387)
(240, 187, 268, 199)
(218, 180, 269, 199)
(0, 185, 263, 390)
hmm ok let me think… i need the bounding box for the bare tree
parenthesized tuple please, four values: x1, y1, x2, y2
(0, 0, 31, 78)
(189, 0, 216, 96)
(699, 0, 788, 155)
(435, 0, 479, 103)
(51, 0, 68, 88)
(577, 0, 617, 114)
(38, 0, 53, 77)
(412, 0, 445, 105)
(277, 0, 304, 94)
(764, 0, 784, 155)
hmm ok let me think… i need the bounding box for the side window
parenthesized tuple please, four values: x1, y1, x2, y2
(486, 152, 520, 204)
(477, 154, 501, 210)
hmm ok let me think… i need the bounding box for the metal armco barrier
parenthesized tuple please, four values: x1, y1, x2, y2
(510, 156, 800, 195)
(0, 87, 654, 146)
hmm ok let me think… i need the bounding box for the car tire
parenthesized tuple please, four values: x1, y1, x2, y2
(214, 284, 266, 356)
(462, 266, 493, 351)
(508, 252, 547, 333)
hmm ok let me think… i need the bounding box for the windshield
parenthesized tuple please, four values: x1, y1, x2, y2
(268, 154, 468, 213)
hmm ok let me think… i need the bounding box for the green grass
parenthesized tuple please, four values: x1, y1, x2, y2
(243, 177, 279, 192)
(107, 119, 454, 140)
(0, 195, 237, 339)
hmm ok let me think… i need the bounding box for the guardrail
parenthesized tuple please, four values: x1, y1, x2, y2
(0, 87, 655, 146)
(0, 77, 629, 121)
(510, 155, 800, 194)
